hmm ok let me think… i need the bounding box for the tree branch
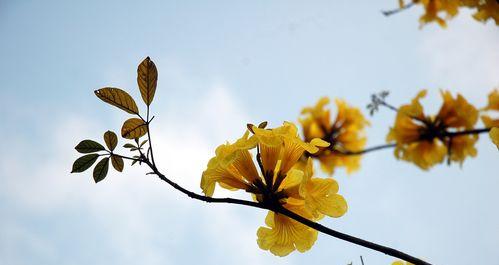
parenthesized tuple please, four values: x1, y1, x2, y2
(334, 128, 492, 156)
(131, 155, 432, 265)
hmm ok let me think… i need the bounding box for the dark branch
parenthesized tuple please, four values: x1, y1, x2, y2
(128, 153, 432, 265)
(334, 128, 492, 156)
(335, 143, 397, 155)
(382, 2, 416, 16)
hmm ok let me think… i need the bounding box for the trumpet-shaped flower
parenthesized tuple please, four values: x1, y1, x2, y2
(201, 122, 347, 256)
(387, 90, 479, 169)
(300, 97, 369, 174)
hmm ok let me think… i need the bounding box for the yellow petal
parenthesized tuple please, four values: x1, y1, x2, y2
(484, 89, 499, 111)
(490, 128, 499, 149)
(257, 205, 318, 257)
(232, 149, 260, 183)
(303, 178, 347, 218)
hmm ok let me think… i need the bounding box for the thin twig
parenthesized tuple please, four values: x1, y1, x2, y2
(382, 2, 416, 16)
(334, 128, 491, 156)
(335, 143, 397, 155)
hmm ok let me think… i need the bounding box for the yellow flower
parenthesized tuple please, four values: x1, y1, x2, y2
(490, 128, 499, 149)
(415, 0, 499, 27)
(201, 122, 347, 256)
(418, 0, 460, 27)
(466, 0, 499, 25)
(387, 90, 479, 169)
(300, 97, 369, 174)
(481, 89, 499, 127)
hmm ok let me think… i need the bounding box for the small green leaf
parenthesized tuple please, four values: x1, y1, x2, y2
(93, 157, 109, 183)
(111, 155, 124, 172)
(123, 143, 136, 149)
(71, 154, 99, 173)
(104, 131, 118, 151)
(140, 139, 148, 147)
(75, 140, 105, 153)
(131, 156, 140, 166)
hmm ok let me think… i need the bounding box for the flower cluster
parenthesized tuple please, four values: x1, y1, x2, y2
(299, 97, 369, 174)
(201, 122, 348, 256)
(386, 90, 480, 169)
(400, 0, 499, 27)
(481, 89, 499, 149)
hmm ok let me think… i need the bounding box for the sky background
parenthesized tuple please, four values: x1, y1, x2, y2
(0, 1, 498, 265)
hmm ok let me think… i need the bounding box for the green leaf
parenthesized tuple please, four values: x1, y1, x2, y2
(140, 139, 148, 147)
(121, 118, 148, 139)
(71, 154, 99, 173)
(137, 57, 158, 106)
(123, 143, 136, 149)
(93, 157, 109, 183)
(111, 155, 124, 172)
(94, 87, 139, 115)
(103, 131, 118, 151)
(75, 140, 105, 153)
(131, 156, 140, 166)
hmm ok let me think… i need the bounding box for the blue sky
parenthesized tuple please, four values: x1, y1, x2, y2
(0, 1, 498, 264)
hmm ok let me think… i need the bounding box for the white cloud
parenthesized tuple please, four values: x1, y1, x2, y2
(0, 85, 290, 265)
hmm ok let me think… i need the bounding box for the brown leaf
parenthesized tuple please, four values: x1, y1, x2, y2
(137, 57, 158, 106)
(121, 118, 148, 139)
(103, 131, 118, 151)
(111, 155, 124, 172)
(95, 87, 139, 114)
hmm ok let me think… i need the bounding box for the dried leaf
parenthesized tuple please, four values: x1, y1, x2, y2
(94, 87, 139, 114)
(137, 57, 158, 106)
(121, 118, 148, 139)
(93, 157, 109, 183)
(111, 155, 124, 172)
(103, 131, 118, 151)
(75, 140, 105, 153)
(71, 154, 99, 173)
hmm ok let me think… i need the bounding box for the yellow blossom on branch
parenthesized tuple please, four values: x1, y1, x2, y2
(201, 122, 347, 256)
(386, 90, 479, 169)
(300, 97, 369, 174)
(395, 0, 499, 27)
(481, 89, 499, 148)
